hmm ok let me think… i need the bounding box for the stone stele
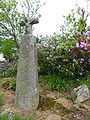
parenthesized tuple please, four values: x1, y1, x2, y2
(15, 18, 39, 111)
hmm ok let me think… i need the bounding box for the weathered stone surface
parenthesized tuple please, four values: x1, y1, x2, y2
(72, 85, 89, 103)
(45, 114, 61, 120)
(15, 35, 39, 111)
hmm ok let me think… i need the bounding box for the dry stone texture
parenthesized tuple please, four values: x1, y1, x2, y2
(16, 35, 39, 111)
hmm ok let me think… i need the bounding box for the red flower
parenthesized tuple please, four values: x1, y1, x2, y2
(81, 39, 84, 42)
(70, 49, 73, 53)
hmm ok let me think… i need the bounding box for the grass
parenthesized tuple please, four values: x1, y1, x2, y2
(13, 114, 35, 120)
(0, 77, 16, 90)
(39, 74, 90, 91)
(88, 113, 90, 120)
(0, 94, 3, 109)
(0, 113, 9, 120)
(1, 74, 90, 92)
(0, 77, 3, 83)
(39, 75, 74, 91)
(0, 113, 35, 120)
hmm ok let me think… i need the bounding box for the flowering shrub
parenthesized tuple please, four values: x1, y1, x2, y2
(0, 54, 18, 77)
(68, 29, 90, 79)
(37, 26, 90, 81)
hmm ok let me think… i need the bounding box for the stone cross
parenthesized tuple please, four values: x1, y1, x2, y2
(15, 17, 39, 111)
(20, 17, 39, 35)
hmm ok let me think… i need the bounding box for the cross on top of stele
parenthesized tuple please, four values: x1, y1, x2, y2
(20, 17, 39, 35)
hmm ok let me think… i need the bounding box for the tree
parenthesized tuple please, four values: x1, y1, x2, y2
(59, 3, 90, 48)
(0, 0, 24, 49)
(0, 0, 44, 60)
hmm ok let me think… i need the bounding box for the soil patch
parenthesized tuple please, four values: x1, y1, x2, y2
(0, 81, 90, 120)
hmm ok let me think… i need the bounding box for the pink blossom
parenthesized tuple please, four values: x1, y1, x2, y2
(86, 43, 90, 47)
(69, 49, 73, 53)
(81, 42, 86, 47)
(81, 39, 84, 42)
(76, 42, 79, 48)
(88, 50, 90, 53)
(80, 49, 83, 52)
(78, 32, 81, 36)
(87, 31, 90, 37)
(83, 32, 85, 36)
(80, 45, 84, 48)
(80, 61, 83, 64)
(80, 58, 84, 61)
(73, 59, 76, 62)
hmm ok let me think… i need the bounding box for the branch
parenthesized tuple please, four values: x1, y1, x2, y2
(13, 32, 19, 49)
(2, 11, 19, 48)
(0, 22, 19, 49)
(0, 22, 13, 36)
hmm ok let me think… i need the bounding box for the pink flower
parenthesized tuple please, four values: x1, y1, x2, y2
(80, 45, 84, 48)
(81, 39, 84, 42)
(80, 58, 84, 64)
(76, 42, 79, 48)
(83, 32, 85, 36)
(80, 61, 83, 64)
(73, 59, 76, 62)
(88, 50, 90, 53)
(78, 32, 81, 36)
(81, 42, 86, 47)
(86, 43, 90, 47)
(69, 49, 73, 53)
(80, 49, 83, 52)
(80, 58, 84, 61)
(87, 31, 90, 37)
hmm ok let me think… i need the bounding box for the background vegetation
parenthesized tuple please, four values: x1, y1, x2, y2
(0, 0, 90, 91)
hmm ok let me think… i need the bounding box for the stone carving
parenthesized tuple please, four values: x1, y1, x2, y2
(15, 17, 39, 111)
(72, 85, 90, 103)
(20, 17, 39, 35)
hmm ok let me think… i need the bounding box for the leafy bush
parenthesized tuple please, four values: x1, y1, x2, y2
(37, 5, 90, 83)
(38, 30, 90, 79)
(0, 55, 18, 77)
(0, 38, 18, 61)
(68, 31, 90, 80)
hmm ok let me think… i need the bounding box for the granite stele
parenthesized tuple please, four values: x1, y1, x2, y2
(15, 17, 39, 111)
